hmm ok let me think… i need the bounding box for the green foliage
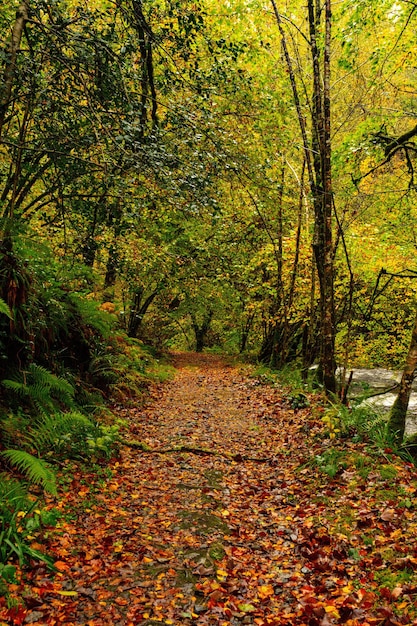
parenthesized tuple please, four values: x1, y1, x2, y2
(69, 294, 115, 338)
(0, 297, 12, 319)
(251, 364, 280, 386)
(1, 450, 57, 496)
(31, 412, 99, 459)
(0, 564, 17, 590)
(38, 411, 120, 461)
(146, 361, 176, 383)
(108, 337, 174, 402)
(2, 364, 75, 414)
(86, 424, 120, 459)
(337, 402, 389, 445)
(320, 399, 407, 453)
(0, 474, 55, 569)
(287, 392, 310, 410)
(1, 411, 120, 463)
(0, 474, 28, 512)
(374, 566, 414, 590)
(314, 449, 348, 478)
(400, 433, 417, 462)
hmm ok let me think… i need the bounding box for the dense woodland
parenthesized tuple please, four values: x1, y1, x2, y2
(2, 0, 417, 619)
(3, 0, 417, 377)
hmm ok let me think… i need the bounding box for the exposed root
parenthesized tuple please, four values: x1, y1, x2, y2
(122, 439, 270, 462)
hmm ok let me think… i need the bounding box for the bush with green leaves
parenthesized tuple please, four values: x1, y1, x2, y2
(320, 400, 403, 452)
(0, 474, 55, 569)
(314, 448, 348, 478)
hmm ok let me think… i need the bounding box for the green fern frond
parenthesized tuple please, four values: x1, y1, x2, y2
(1, 450, 57, 496)
(58, 411, 95, 429)
(28, 365, 74, 399)
(0, 297, 12, 319)
(33, 411, 95, 443)
(2, 379, 28, 396)
(69, 293, 114, 337)
(2, 364, 75, 413)
(30, 412, 98, 459)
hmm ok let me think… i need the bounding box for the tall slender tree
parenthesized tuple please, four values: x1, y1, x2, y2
(271, 0, 336, 394)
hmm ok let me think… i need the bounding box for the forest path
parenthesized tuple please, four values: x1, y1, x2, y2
(17, 353, 417, 625)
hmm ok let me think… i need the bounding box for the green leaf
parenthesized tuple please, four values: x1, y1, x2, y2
(1, 450, 57, 495)
(0, 297, 12, 319)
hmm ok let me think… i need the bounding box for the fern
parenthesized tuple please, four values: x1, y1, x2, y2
(2, 364, 75, 413)
(30, 411, 98, 459)
(0, 474, 56, 569)
(1, 450, 57, 496)
(0, 297, 12, 319)
(69, 293, 114, 337)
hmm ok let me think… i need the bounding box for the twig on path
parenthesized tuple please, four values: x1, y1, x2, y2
(122, 439, 270, 463)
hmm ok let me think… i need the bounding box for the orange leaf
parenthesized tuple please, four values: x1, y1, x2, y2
(258, 584, 274, 599)
(54, 561, 69, 572)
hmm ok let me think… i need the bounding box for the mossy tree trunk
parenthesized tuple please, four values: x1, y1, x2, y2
(388, 310, 417, 443)
(191, 310, 213, 353)
(0, 2, 29, 142)
(271, 0, 336, 395)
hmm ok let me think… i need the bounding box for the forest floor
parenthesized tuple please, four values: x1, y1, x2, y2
(3, 352, 417, 626)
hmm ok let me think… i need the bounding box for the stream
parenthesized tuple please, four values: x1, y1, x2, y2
(344, 368, 417, 437)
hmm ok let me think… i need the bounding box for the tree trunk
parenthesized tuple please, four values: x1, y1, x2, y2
(191, 310, 213, 353)
(271, 0, 336, 394)
(308, 0, 336, 395)
(387, 310, 417, 443)
(0, 2, 29, 142)
(128, 287, 159, 338)
(239, 311, 255, 353)
(104, 242, 118, 288)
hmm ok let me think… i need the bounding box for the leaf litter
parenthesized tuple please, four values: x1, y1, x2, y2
(2, 353, 417, 625)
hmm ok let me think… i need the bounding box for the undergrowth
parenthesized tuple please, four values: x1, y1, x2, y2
(253, 363, 416, 475)
(0, 241, 173, 593)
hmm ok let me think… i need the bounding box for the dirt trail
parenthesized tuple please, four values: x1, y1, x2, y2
(13, 353, 417, 625)
(127, 353, 290, 459)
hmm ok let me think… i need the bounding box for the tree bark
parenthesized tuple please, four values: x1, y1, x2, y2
(191, 310, 213, 353)
(0, 2, 29, 142)
(271, 0, 336, 394)
(308, 0, 336, 395)
(128, 287, 159, 338)
(387, 310, 417, 443)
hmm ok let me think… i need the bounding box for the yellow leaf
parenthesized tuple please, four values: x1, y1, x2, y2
(397, 602, 408, 609)
(56, 590, 78, 597)
(324, 605, 340, 618)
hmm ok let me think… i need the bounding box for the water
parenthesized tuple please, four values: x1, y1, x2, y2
(342, 368, 417, 436)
